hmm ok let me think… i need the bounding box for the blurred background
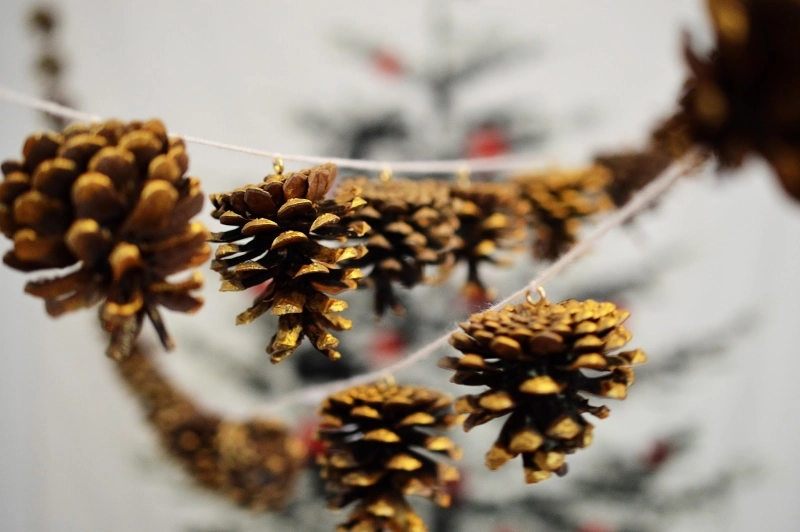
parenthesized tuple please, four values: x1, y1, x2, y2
(1, 1, 800, 531)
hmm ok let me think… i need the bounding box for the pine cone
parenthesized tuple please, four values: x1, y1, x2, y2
(0, 119, 210, 359)
(118, 348, 307, 511)
(667, 0, 800, 200)
(336, 177, 461, 316)
(451, 182, 526, 300)
(594, 148, 674, 207)
(515, 166, 614, 261)
(209, 163, 369, 363)
(317, 381, 462, 532)
(439, 295, 647, 484)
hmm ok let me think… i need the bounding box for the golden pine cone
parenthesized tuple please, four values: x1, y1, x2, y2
(515, 166, 614, 261)
(451, 181, 527, 300)
(667, 0, 800, 200)
(0, 119, 210, 359)
(439, 294, 647, 484)
(594, 147, 674, 207)
(209, 163, 370, 364)
(118, 348, 307, 511)
(336, 177, 461, 316)
(317, 381, 462, 532)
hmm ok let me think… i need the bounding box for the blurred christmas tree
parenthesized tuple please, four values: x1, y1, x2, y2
(297, 1, 547, 166)
(20, 3, 756, 532)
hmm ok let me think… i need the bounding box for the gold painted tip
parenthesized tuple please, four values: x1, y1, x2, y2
(363, 428, 401, 443)
(519, 375, 562, 395)
(509, 429, 544, 454)
(546, 416, 582, 440)
(533, 450, 565, 472)
(478, 392, 515, 411)
(524, 468, 552, 484)
(270, 230, 309, 250)
(485, 444, 514, 470)
(601, 381, 628, 400)
(398, 412, 436, 426)
(386, 453, 423, 471)
(220, 280, 245, 292)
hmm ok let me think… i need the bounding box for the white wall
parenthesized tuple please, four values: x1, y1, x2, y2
(1, 1, 799, 531)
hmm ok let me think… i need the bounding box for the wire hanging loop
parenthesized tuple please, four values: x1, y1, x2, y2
(273, 156, 285, 175)
(526, 286, 547, 306)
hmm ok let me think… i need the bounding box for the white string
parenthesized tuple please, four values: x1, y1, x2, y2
(257, 153, 700, 415)
(0, 86, 101, 122)
(0, 85, 551, 174)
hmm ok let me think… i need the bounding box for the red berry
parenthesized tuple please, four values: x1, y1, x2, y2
(645, 441, 672, 468)
(370, 328, 407, 363)
(465, 125, 510, 158)
(298, 417, 327, 459)
(372, 50, 404, 76)
(577, 523, 614, 532)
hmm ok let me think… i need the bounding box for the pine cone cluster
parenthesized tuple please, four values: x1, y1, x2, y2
(118, 348, 307, 510)
(0, 119, 210, 359)
(317, 381, 462, 532)
(210, 163, 369, 364)
(439, 294, 647, 484)
(451, 181, 526, 300)
(336, 177, 461, 316)
(515, 166, 614, 261)
(665, 0, 800, 200)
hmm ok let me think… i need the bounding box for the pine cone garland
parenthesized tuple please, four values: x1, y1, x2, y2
(0, 120, 210, 359)
(439, 294, 647, 484)
(317, 381, 462, 532)
(336, 177, 461, 316)
(209, 163, 369, 363)
(118, 348, 307, 511)
(451, 182, 526, 299)
(515, 166, 614, 261)
(666, 0, 800, 200)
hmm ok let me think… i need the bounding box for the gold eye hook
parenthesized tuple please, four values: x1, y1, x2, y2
(526, 286, 547, 305)
(456, 165, 471, 187)
(380, 166, 392, 183)
(383, 374, 396, 386)
(273, 156, 285, 175)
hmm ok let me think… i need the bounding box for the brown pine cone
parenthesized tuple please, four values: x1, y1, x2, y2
(664, 0, 800, 200)
(451, 181, 527, 300)
(439, 294, 647, 484)
(336, 177, 461, 316)
(515, 166, 614, 261)
(0, 119, 210, 359)
(118, 348, 307, 511)
(317, 381, 462, 532)
(594, 147, 674, 207)
(209, 163, 369, 363)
